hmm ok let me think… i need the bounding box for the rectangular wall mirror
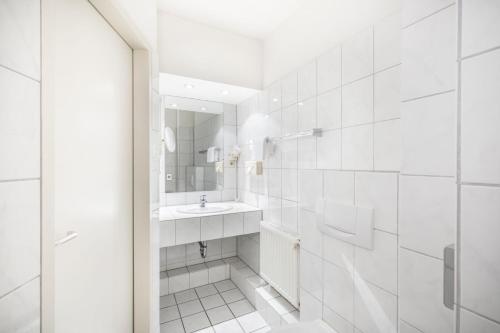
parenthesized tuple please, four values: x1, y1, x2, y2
(162, 96, 236, 193)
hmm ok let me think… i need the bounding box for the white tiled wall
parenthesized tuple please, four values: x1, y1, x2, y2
(0, 0, 40, 331)
(459, 0, 500, 331)
(399, 1, 457, 332)
(237, 11, 402, 333)
(237, 2, 500, 331)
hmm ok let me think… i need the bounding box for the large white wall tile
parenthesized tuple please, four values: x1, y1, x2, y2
(201, 215, 223, 241)
(399, 248, 454, 333)
(342, 124, 374, 170)
(298, 169, 323, 212)
(300, 250, 323, 301)
(299, 208, 322, 257)
(401, 91, 456, 176)
(342, 27, 374, 84)
(342, 76, 374, 127)
(323, 305, 355, 333)
(355, 172, 398, 234)
(462, 49, 500, 184)
(297, 97, 317, 131)
(374, 66, 400, 122)
(0, 0, 40, 79)
(323, 261, 354, 322)
(0, 181, 39, 296)
(298, 137, 316, 169)
(160, 220, 176, 247)
(0, 67, 40, 180)
(355, 230, 398, 294)
(317, 89, 341, 130)
(282, 72, 298, 107)
(282, 199, 298, 232)
(399, 176, 456, 259)
(401, 0, 455, 28)
(263, 196, 281, 225)
(374, 119, 400, 171)
(0, 277, 39, 333)
(323, 234, 354, 272)
(267, 169, 282, 198)
(354, 278, 397, 333)
(324, 170, 355, 204)
(317, 130, 341, 170)
(374, 12, 401, 72)
(281, 139, 298, 169)
(176, 218, 200, 244)
(401, 5, 456, 100)
(317, 47, 341, 94)
(460, 308, 500, 333)
(461, 186, 500, 322)
(462, 0, 500, 57)
(282, 169, 297, 202)
(282, 104, 298, 136)
(300, 289, 322, 322)
(298, 61, 317, 102)
(399, 320, 423, 333)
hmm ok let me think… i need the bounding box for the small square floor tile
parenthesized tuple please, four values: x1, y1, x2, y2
(237, 311, 267, 333)
(194, 328, 214, 333)
(221, 288, 245, 304)
(213, 319, 244, 333)
(206, 305, 234, 325)
(200, 294, 225, 310)
(160, 319, 184, 333)
(214, 280, 236, 293)
(178, 299, 204, 317)
(228, 299, 254, 317)
(195, 284, 218, 298)
(160, 305, 180, 323)
(252, 327, 271, 333)
(182, 311, 211, 333)
(175, 289, 198, 304)
(161, 294, 176, 308)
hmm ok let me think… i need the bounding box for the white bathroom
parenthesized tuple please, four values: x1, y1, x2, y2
(1, 0, 500, 333)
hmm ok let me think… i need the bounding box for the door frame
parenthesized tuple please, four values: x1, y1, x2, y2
(40, 1, 156, 332)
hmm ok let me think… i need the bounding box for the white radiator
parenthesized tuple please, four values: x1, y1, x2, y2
(260, 222, 300, 307)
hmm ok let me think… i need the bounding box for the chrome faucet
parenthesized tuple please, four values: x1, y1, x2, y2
(200, 195, 207, 208)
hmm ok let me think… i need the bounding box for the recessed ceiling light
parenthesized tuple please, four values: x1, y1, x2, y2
(171, 103, 177, 108)
(272, 97, 278, 102)
(184, 84, 194, 89)
(221, 90, 229, 95)
(200, 106, 207, 111)
(298, 102, 304, 106)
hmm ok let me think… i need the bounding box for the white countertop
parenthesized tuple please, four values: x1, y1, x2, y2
(159, 201, 261, 221)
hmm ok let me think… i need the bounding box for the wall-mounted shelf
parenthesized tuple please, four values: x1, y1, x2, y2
(265, 128, 322, 144)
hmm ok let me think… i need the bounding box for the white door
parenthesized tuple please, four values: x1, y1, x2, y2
(51, 0, 133, 332)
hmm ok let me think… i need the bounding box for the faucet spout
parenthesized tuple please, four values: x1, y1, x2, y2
(200, 195, 207, 208)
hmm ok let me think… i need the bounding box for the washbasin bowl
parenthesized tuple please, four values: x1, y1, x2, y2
(176, 204, 232, 214)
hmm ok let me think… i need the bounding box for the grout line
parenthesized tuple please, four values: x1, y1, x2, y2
(399, 246, 443, 261)
(461, 44, 500, 61)
(400, 319, 425, 333)
(0, 274, 39, 301)
(401, 3, 456, 29)
(401, 89, 455, 103)
(456, 0, 463, 330)
(460, 305, 500, 326)
(0, 63, 40, 82)
(0, 177, 40, 184)
(400, 173, 455, 178)
(461, 182, 500, 188)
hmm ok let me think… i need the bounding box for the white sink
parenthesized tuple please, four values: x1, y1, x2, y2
(176, 204, 233, 214)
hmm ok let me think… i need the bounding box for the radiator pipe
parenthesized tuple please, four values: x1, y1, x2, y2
(199, 241, 207, 258)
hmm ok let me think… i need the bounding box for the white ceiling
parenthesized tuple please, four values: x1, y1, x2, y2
(159, 72, 259, 104)
(157, 0, 306, 39)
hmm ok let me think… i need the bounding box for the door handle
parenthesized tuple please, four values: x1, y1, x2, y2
(55, 231, 78, 247)
(443, 244, 455, 310)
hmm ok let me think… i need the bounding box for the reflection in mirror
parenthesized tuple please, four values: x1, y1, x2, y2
(164, 100, 226, 193)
